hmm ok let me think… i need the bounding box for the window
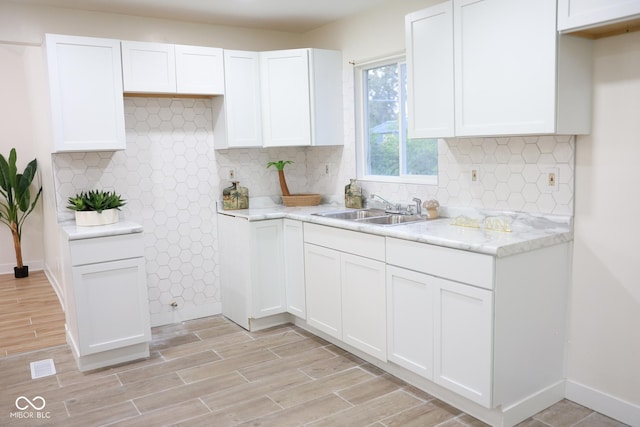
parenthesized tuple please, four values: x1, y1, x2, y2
(356, 57, 437, 184)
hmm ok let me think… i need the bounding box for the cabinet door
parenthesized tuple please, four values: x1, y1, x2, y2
(175, 45, 224, 95)
(251, 220, 286, 318)
(260, 49, 311, 147)
(218, 214, 251, 329)
(405, 2, 454, 138)
(121, 41, 176, 93)
(387, 266, 433, 379)
(342, 253, 387, 361)
(45, 34, 125, 152)
(221, 50, 263, 148)
(283, 219, 306, 319)
(453, 0, 557, 136)
(434, 277, 493, 407)
(304, 243, 342, 339)
(72, 257, 150, 356)
(558, 0, 640, 31)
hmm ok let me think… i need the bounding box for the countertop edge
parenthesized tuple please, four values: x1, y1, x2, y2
(59, 220, 144, 240)
(217, 205, 573, 258)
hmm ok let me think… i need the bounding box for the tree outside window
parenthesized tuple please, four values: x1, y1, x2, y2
(360, 59, 437, 183)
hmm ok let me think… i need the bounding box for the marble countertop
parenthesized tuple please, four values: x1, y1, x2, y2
(218, 203, 572, 258)
(59, 220, 143, 241)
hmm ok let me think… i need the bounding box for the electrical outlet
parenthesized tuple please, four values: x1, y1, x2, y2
(227, 168, 236, 180)
(545, 168, 559, 193)
(471, 169, 478, 182)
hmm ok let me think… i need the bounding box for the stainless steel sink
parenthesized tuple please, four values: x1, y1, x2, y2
(313, 209, 386, 220)
(358, 214, 426, 226)
(312, 209, 428, 226)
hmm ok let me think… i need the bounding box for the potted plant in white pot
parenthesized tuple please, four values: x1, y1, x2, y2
(0, 148, 43, 278)
(67, 190, 126, 226)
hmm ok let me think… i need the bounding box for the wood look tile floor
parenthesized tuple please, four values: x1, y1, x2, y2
(0, 271, 66, 357)
(0, 273, 629, 427)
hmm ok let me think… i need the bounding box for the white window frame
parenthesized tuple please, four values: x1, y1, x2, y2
(355, 55, 438, 185)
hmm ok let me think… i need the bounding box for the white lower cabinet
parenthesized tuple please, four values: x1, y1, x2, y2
(304, 243, 342, 339)
(341, 253, 386, 361)
(218, 214, 286, 330)
(303, 223, 387, 361)
(434, 277, 493, 407)
(386, 236, 569, 415)
(283, 219, 306, 319)
(386, 266, 434, 379)
(60, 227, 151, 372)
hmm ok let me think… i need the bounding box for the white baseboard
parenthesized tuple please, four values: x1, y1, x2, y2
(0, 260, 44, 276)
(565, 380, 640, 426)
(43, 265, 65, 311)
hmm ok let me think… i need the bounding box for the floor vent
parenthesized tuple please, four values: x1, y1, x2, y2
(30, 359, 56, 379)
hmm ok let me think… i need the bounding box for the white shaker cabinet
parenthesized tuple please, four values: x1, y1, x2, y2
(260, 48, 343, 147)
(341, 253, 386, 361)
(405, 2, 454, 139)
(304, 243, 342, 339)
(558, 0, 640, 33)
(406, 0, 592, 138)
(122, 41, 224, 95)
(386, 266, 434, 379)
(218, 214, 286, 330)
(283, 219, 306, 319)
(59, 225, 150, 372)
(121, 41, 176, 93)
(303, 223, 386, 361)
(213, 50, 263, 149)
(433, 277, 493, 407)
(45, 34, 125, 152)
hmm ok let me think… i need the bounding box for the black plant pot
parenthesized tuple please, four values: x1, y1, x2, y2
(14, 266, 29, 278)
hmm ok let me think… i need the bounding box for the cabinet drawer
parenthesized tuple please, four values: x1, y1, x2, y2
(304, 223, 385, 261)
(70, 233, 145, 266)
(386, 238, 494, 290)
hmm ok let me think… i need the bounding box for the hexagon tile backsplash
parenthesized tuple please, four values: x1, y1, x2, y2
(52, 96, 575, 327)
(53, 97, 222, 326)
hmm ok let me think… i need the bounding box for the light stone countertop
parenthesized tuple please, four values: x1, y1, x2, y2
(59, 220, 143, 241)
(217, 203, 572, 258)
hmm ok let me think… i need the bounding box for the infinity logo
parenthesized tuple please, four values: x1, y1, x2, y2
(15, 396, 46, 411)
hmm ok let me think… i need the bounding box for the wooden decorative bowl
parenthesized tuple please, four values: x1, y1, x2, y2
(281, 194, 322, 206)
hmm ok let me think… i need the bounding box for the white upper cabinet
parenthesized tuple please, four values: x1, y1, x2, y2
(260, 48, 343, 147)
(405, 2, 454, 139)
(175, 45, 224, 95)
(213, 50, 263, 149)
(121, 41, 224, 95)
(121, 41, 176, 93)
(261, 49, 312, 147)
(45, 34, 126, 152)
(406, 0, 593, 138)
(558, 0, 640, 33)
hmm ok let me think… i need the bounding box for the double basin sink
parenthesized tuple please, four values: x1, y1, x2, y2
(313, 208, 428, 226)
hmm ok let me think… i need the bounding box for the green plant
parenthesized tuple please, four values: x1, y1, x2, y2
(0, 148, 43, 270)
(66, 190, 126, 213)
(266, 160, 293, 196)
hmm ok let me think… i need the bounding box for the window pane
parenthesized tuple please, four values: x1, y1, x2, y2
(401, 63, 438, 176)
(359, 59, 437, 182)
(366, 64, 399, 177)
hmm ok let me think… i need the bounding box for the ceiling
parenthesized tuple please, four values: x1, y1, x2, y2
(14, 0, 393, 33)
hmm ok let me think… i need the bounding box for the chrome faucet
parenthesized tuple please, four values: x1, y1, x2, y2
(412, 197, 422, 216)
(370, 193, 400, 213)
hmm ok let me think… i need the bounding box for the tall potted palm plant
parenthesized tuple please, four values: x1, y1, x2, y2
(0, 148, 42, 278)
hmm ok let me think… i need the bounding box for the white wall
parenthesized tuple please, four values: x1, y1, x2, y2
(0, 45, 45, 273)
(567, 31, 640, 422)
